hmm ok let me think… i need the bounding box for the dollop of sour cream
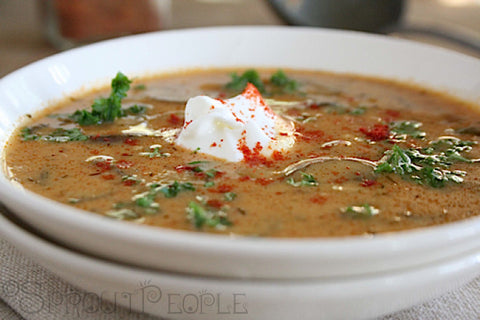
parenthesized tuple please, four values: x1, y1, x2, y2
(176, 83, 295, 162)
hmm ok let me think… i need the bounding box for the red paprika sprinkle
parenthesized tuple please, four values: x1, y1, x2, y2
(361, 179, 378, 187)
(168, 113, 182, 125)
(123, 179, 137, 186)
(310, 195, 327, 204)
(207, 199, 223, 209)
(102, 174, 115, 180)
(96, 161, 112, 172)
(255, 178, 275, 186)
(124, 138, 138, 146)
(359, 124, 390, 141)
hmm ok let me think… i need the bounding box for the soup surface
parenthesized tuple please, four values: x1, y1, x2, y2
(5, 68, 480, 237)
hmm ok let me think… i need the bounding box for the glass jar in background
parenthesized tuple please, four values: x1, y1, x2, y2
(40, 0, 171, 50)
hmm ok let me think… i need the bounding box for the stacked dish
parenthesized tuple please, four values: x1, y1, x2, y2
(0, 27, 479, 320)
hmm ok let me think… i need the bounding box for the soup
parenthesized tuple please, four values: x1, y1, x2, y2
(4, 68, 480, 237)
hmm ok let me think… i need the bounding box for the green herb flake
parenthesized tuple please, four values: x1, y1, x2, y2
(375, 140, 473, 188)
(133, 84, 147, 91)
(349, 106, 367, 115)
(125, 104, 147, 115)
(205, 169, 219, 178)
(270, 69, 299, 94)
(188, 161, 209, 165)
(106, 209, 139, 220)
(224, 192, 237, 201)
(342, 204, 379, 219)
(225, 69, 265, 94)
(121, 175, 141, 185)
(43, 128, 89, 142)
(139, 145, 170, 158)
(69, 72, 132, 125)
(21, 127, 88, 142)
(204, 181, 215, 188)
(390, 121, 426, 139)
(286, 172, 319, 187)
(186, 201, 232, 230)
(20, 127, 40, 141)
(135, 194, 156, 208)
(159, 181, 195, 198)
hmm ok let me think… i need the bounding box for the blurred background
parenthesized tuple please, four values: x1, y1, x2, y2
(1, 0, 479, 78)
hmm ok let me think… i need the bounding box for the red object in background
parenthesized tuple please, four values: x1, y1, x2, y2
(40, 0, 169, 49)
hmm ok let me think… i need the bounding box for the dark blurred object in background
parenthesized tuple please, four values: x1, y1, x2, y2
(39, 0, 171, 50)
(268, 0, 404, 33)
(268, 0, 479, 53)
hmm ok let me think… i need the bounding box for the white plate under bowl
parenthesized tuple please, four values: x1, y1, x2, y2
(1, 26, 480, 279)
(1, 209, 479, 320)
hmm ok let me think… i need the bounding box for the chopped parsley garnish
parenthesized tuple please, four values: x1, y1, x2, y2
(187, 201, 232, 230)
(270, 70, 299, 94)
(204, 181, 215, 188)
(135, 193, 158, 212)
(133, 84, 147, 91)
(124, 104, 147, 115)
(69, 72, 139, 125)
(139, 145, 170, 158)
(159, 181, 195, 198)
(20, 127, 40, 141)
(224, 192, 237, 201)
(374, 139, 473, 188)
(286, 172, 319, 187)
(342, 204, 379, 219)
(226, 69, 265, 94)
(133, 181, 196, 213)
(390, 121, 426, 139)
(21, 127, 88, 142)
(225, 69, 301, 95)
(121, 175, 141, 185)
(349, 106, 367, 115)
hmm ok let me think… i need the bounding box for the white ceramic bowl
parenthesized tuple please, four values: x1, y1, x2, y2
(1, 210, 479, 320)
(1, 26, 480, 280)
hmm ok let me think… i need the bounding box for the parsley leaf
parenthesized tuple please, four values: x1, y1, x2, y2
(124, 104, 147, 115)
(390, 121, 426, 139)
(134, 181, 196, 213)
(270, 70, 299, 94)
(21, 127, 88, 142)
(159, 181, 195, 198)
(139, 145, 170, 158)
(224, 192, 237, 201)
(69, 72, 132, 125)
(225, 69, 265, 94)
(375, 141, 472, 188)
(286, 172, 319, 187)
(225, 69, 301, 95)
(44, 128, 89, 142)
(20, 127, 40, 141)
(187, 201, 232, 229)
(342, 204, 379, 219)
